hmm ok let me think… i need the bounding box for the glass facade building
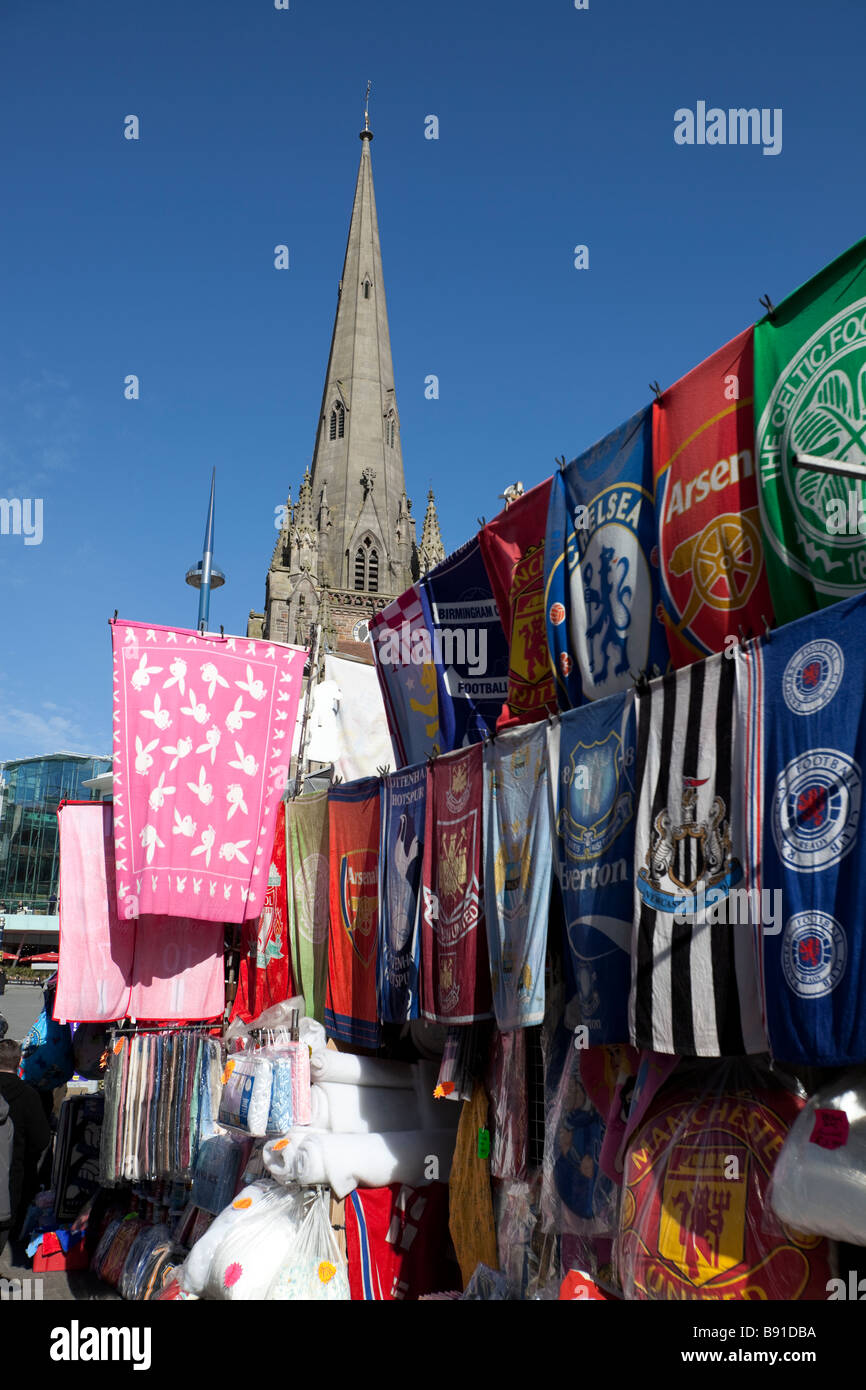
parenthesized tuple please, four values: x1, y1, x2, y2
(0, 753, 111, 911)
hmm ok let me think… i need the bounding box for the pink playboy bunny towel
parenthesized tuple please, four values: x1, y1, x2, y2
(111, 619, 306, 924)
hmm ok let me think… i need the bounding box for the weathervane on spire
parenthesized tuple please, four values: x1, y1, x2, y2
(361, 80, 373, 140)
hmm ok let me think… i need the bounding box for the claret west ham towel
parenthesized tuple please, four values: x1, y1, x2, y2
(739, 591, 866, 1064)
(630, 652, 766, 1056)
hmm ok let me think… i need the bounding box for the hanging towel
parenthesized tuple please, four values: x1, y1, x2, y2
(231, 800, 293, 1024)
(111, 618, 305, 923)
(480, 479, 556, 724)
(418, 535, 510, 749)
(482, 722, 552, 1029)
(323, 654, 394, 781)
(378, 763, 425, 1022)
(448, 1083, 499, 1288)
(421, 745, 492, 1024)
(545, 407, 669, 710)
(326, 779, 381, 1048)
(370, 587, 442, 768)
(286, 790, 330, 1023)
(55, 802, 135, 1023)
(654, 328, 774, 667)
(754, 235, 866, 624)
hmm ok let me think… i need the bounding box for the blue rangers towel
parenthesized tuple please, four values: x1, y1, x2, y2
(419, 536, 510, 752)
(740, 590, 866, 1065)
(482, 722, 553, 1029)
(544, 407, 669, 709)
(378, 763, 426, 1022)
(554, 691, 637, 1044)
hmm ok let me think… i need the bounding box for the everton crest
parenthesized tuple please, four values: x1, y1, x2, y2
(637, 777, 742, 915)
(559, 732, 633, 862)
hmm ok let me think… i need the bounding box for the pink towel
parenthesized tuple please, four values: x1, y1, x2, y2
(55, 802, 225, 1023)
(111, 620, 306, 923)
(55, 800, 134, 1022)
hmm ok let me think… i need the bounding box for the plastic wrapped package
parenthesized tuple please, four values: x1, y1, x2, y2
(219, 1055, 274, 1137)
(267, 1189, 350, 1300)
(99, 1216, 145, 1289)
(310, 1081, 420, 1133)
(266, 1054, 294, 1133)
(494, 1180, 535, 1297)
(769, 1071, 866, 1246)
(224, 997, 307, 1047)
(460, 1263, 510, 1300)
(182, 1181, 307, 1301)
(139, 1246, 185, 1301)
(264, 1128, 456, 1200)
(487, 1030, 528, 1181)
(119, 1223, 172, 1301)
(91, 1217, 122, 1279)
(190, 1133, 252, 1215)
(541, 1031, 619, 1239)
(615, 1065, 836, 1300)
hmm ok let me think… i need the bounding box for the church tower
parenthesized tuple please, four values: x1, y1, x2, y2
(250, 99, 443, 649)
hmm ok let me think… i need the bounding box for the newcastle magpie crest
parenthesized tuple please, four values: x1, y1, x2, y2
(637, 777, 742, 914)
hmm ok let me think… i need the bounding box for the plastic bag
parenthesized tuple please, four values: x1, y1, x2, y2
(541, 1029, 619, 1238)
(614, 1061, 836, 1300)
(267, 1189, 350, 1301)
(460, 1263, 509, 1300)
(119, 1223, 171, 1301)
(182, 1181, 306, 1301)
(769, 1069, 866, 1246)
(20, 977, 74, 1091)
(486, 1030, 528, 1181)
(224, 997, 306, 1047)
(189, 1134, 251, 1215)
(219, 1054, 274, 1136)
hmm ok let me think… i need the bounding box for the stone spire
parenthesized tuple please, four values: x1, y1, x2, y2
(307, 111, 414, 593)
(418, 489, 446, 574)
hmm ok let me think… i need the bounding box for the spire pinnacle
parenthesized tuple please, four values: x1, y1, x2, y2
(361, 80, 373, 141)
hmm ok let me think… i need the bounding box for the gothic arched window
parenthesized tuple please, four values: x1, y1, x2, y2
(363, 278, 371, 300)
(353, 535, 379, 592)
(329, 401, 345, 441)
(386, 412, 396, 448)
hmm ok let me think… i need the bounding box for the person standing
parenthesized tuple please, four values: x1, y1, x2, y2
(0, 1040, 51, 1250)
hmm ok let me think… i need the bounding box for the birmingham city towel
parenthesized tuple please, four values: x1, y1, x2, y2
(111, 619, 306, 923)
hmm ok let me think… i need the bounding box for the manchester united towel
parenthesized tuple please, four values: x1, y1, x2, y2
(378, 764, 426, 1023)
(739, 591, 866, 1064)
(421, 745, 493, 1023)
(326, 779, 382, 1048)
(654, 328, 775, 667)
(480, 480, 556, 724)
(482, 722, 553, 1029)
(630, 652, 766, 1056)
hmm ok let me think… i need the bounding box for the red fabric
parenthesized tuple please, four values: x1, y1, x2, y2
(653, 327, 774, 668)
(559, 1269, 619, 1300)
(230, 801, 293, 1025)
(480, 479, 556, 725)
(325, 780, 381, 1049)
(345, 1187, 400, 1301)
(421, 746, 492, 1023)
(618, 1085, 834, 1300)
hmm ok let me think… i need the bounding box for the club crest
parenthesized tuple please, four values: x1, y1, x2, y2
(339, 849, 379, 966)
(637, 777, 742, 913)
(559, 733, 633, 862)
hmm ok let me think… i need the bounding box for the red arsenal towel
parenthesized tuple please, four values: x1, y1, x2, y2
(326, 778, 382, 1049)
(480, 480, 556, 724)
(421, 745, 493, 1023)
(653, 328, 774, 668)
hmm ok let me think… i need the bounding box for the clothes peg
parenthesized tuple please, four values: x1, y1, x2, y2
(649, 381, 663, 402)
(759, 293, 776, 318)
(762, 613, 772, 641)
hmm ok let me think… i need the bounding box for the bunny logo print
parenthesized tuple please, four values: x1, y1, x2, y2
(112, 619, 306, 924)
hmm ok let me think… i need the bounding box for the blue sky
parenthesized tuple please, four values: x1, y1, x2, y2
(1, 0, 865, 759)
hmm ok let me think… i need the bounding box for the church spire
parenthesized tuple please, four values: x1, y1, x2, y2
(308, 110, 413, 594)
(418, 489, 446, 574)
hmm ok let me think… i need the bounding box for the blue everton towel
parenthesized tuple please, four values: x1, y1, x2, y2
(378, 763, 426, 1022)
(740, 590, 866, 1064)
(544, 407, 668, 709)
(482, 721, 553, 1029)
(419, 536, 510, 752)
(554, 691, 637, 1043)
